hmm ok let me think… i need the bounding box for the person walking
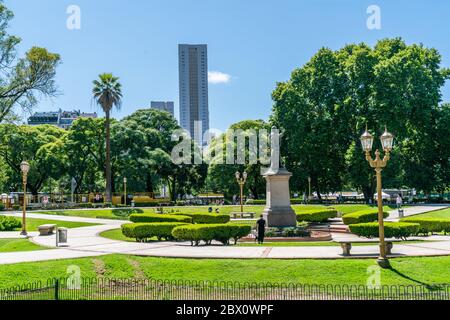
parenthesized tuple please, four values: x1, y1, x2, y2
(256, 216, 266, 244)
(396, 194, 403, 209)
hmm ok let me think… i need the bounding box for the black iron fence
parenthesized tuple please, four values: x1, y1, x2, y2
(0, 278, 449, 300)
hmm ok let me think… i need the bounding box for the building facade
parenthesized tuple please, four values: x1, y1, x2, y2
(150, 101, 175, 117)
(178, 44, 209, 144)
(27, 109, 97, 129)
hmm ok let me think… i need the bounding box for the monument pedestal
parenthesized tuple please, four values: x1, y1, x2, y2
(262, 167, 297, 227)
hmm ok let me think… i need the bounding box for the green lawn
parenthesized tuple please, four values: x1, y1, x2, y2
(0, 254, 449, 289)
(402, 208, 450, 220)
(333, 204, 395, 215)
(0, 238, 49, 253)
(100, 228, 134, 242)
(22, 218, 99, 231)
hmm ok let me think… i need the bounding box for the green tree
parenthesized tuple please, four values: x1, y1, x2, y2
(0, 124, 66, 195)
(271, 48, 350, 198)
(64, 117, 106, 193)
(0, 2, 60, 122)
(206, 120, 270, 199)
(272, 38, 450, 200)
(433, 104, 450, 194)
(113, 108, 207, 200)
(92, 73, 122, 202)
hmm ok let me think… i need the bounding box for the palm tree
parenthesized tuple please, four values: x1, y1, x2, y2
(92, 73, 122, 203)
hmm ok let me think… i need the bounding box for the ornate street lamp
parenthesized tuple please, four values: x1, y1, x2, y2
(20, 161, 30, 237)
(123, 177, 127, 206)
(360, 126, 394, 268)
(235, 171, 248, 213)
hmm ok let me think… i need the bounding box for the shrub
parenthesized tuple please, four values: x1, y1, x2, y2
(12, 205, 20, 211)
(78, 203, 93, 208)
(129, 213, 192, 223)
(342, 209, 389, 225)
(172, 212, 230, 224)
(401, 218, 450, 235)
(112, 208, 144, 218)
(133, 196, 155, 203)
(172, 224, 251, 246)
(0, 215, 22, 231)
(121, 222, 189, 241)
(265, 225, 310, 237)
(296, 209, 337, 223)
(134, 202, 171, 207)
(0, 204, 5, 211)
(349, 222, 420, 240)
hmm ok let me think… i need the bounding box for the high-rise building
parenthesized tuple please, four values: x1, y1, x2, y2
(150, 101, 175, 117)
(178, 44, 209, 144)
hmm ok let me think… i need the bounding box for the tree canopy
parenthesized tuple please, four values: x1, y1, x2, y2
(271, 38, 450, 200)
(0, 1, 60, 123)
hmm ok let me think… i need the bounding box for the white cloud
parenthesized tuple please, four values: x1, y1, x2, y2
(208, 71, 232, 84)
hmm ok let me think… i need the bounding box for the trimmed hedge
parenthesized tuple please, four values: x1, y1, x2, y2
(129, 213, 192, 223)
(122, 222, 189, 241)
(112, 208, 144, 217)
(0, 215, 22, 231)
(402, 218, 450, 235)
(296, 209, 338, 223)
(342, 209, 389, 225)
(349, 222, 420, 240)
(172, 212, 230, 224)
(172, 224, 251, 246)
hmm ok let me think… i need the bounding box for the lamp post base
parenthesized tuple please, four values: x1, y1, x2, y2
(377, 257, 391, 269)
(20, 230, 28, 238)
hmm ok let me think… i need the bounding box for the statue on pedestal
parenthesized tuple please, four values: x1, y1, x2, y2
(261, 127, 296, 227)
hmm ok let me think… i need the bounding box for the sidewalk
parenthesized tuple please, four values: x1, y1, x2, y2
(386, 205, 448, 221)
(0, 207, 449, 265)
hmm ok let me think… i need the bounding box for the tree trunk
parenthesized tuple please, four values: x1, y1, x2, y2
(362, 181, 376, 204)
(146, 173, 154, 193)
(313, 177, 322, 201)
(169, 177, 177, 202)
(105, 110, 112, 202)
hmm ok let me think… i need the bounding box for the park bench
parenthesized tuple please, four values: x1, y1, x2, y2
(231, 212, 255, 219)
(38, 224, 57, 236)
(334, 239, 401, 256)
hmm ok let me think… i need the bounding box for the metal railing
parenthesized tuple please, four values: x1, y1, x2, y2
(1, 278, 449, 300)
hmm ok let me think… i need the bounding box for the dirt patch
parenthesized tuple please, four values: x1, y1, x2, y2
(92, 258, 106, 277)
(127, 258, 146, 279)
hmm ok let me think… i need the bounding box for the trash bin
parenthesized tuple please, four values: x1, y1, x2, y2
(56, 227, 68, 247)
(398, 209, 404, 218)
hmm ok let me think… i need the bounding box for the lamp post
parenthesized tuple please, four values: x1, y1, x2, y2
(123, 177, 127, 206)
(308, 177, 312, 201)
(20, 161, 30, 237)
(235, 171, 248, 213)
(360, 126, 394, 268)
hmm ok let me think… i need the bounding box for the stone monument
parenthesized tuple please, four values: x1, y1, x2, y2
(261, 128, 297, 227)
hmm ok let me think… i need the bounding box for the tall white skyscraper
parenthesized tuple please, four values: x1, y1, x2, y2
(178, 44, 209, 144)
(151, 101, 175, 117)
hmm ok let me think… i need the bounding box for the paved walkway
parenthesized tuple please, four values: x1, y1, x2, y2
(386, 205, 448, 221)
(0, 207, 449, 265)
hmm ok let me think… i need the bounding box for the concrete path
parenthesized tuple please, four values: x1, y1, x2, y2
(386, 205, 448, 221)
(0, 207, 449, 265)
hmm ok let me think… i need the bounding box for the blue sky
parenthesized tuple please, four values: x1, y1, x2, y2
(5, 0, 450, 131)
